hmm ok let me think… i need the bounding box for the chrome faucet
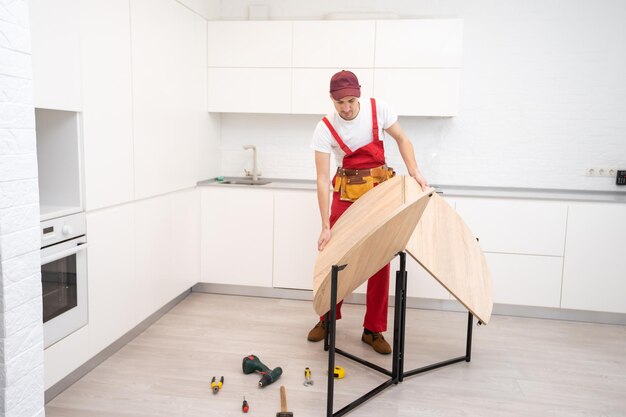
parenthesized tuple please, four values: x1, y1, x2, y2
(243, 145, 260, 181)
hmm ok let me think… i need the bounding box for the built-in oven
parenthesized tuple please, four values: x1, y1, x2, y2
(40, 212, 88, 348)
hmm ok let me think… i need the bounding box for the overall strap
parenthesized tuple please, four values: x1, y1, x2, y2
(322, 117, 352, 155)
(370, 98, 379, 142)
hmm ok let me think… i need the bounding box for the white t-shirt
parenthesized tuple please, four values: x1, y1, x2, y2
(310, 98, 398, 167)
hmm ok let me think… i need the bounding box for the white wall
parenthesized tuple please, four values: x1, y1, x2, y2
(0, 0, 46, 415)
(213, 0, 626, 192)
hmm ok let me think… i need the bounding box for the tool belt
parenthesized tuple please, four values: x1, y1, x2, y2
(333, 165, 395, 202)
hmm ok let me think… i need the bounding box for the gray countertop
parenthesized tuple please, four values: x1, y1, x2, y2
(197, 177, 626, 203)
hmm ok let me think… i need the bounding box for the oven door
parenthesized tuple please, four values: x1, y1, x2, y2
(41, 236, 88, 348)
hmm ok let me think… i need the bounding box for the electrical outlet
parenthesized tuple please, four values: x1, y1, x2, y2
(617, 170, 626, 186)
(586, 167, 618, 177)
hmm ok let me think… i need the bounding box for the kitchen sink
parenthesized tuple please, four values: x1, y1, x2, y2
(217, 179, 272, 186)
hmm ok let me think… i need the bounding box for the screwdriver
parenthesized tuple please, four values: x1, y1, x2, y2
(242, 396, 249, 413)
(211, 376, 224, 394)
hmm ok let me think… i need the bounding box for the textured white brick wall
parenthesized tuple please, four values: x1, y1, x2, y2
(0, 0, 46, 416)
(217, 0, 626, 192)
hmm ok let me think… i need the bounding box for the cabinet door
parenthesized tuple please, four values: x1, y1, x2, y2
(81, 0, 134, 210)
(453, 197, 568, 256)
(373, 69, 460, 116)
(86, 204, 136, 354)
(273, 190, 320, 290)
(200, 188, 274, 287)
(375, 19, 463, 68)
(292, 69, 374, 115)
(29, 0, 82, 111)
(562, 203, 626, 313)
(486, 253, 563, 308)
(134, 195, 173, 322)
(131, 0, 206, 199)
(208, 68, 292, 113)
(207, 21, 292, 67)
(293, 20, 375, 68)
(133, 190, 199, 320)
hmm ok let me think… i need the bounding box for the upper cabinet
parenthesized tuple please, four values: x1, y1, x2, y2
(207, 18, 463, 116)
(207, 21, 292, 113)
(208, 68, 292, 113)
(207, 21, 292, 67)
(29, 0, 82, 111)
(80, 0, 134, 211)
(291, 68, 374, 115)
(131, 0, 207, 199)
(292, 20, 375, 68)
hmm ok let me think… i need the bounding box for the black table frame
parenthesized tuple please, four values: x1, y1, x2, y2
(323, 251, 478, 417)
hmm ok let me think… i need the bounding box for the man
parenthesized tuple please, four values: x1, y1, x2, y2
(308, 70, 428, 354)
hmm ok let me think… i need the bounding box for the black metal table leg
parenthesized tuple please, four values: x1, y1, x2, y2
(327, 264, 344, 417)
(323, 252, 478, 416)
(466, 312, 473, 362)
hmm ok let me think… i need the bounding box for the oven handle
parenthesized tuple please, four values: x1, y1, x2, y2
(40, 243, 89, 266)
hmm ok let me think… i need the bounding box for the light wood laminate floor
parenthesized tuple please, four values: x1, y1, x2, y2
(46, 293, 626, 417)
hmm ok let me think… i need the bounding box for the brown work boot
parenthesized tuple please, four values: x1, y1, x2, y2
(307, 320, 326, 342)
(361, 329, 391, 354)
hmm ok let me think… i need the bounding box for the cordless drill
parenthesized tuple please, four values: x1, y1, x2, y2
(242, 354, 283, 387)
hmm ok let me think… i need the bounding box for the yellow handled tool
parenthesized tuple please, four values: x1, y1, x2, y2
(303, 367, 314, 386)
(210, 376, 224, 394)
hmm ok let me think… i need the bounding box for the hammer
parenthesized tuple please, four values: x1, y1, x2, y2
(276, 385, 293, 417)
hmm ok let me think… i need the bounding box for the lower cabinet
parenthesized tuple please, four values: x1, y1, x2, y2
(199, 186, 626, 316)
(272, 190, 320, 290)
(200, 187, 274, 287)
(486, 252, 563, 308)
(86, 204, 135, 356)
(561, 202, 626, 314)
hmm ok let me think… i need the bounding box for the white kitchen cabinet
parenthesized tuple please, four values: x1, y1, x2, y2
(292, 20, 375, 68)
(171, 190, 201, 292)
(373, 69, 460, 117)
(375, 19, 463, 68)
(85, 204, 136, 354)
(131, 0, 206, 199)
(453, 197, 568, 256)
(292, 68, 374, 115)
(44, 326, 90, 390)
(200, 187, 274, 287)
(207, 21, 292, 68)
(207, 19, 463, 116)
(29, 0, 82, 111)
(134, 190, 200, 323)
(486, 252, 563, 308)
(81, 0, 134, 211)
(561, 203, 626, 313)
(273, 190, 320, 290)
(208, 68, 292, 113)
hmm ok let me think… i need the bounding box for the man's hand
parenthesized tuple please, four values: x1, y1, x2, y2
(318, 227, 331, 251)
(411, 171, 429, 191)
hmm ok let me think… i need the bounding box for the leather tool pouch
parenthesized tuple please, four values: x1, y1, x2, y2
(334, 166, 395, 202)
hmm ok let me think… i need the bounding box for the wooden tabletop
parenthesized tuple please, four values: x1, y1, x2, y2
(313, 175, 493, 324)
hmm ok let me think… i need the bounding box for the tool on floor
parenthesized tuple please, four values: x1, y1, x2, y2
(242, 396, 249, 413)
(303, 367, 314, 386)
(242, 354, 283, 387)
(276, 385, 293, 417)
(211, 376, 224, 393)
(333, 366, 345, 379)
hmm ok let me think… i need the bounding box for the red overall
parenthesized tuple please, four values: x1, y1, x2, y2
(320, 98, 390, 333)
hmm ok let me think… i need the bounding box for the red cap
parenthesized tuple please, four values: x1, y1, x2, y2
(329, 70, 361, 100)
